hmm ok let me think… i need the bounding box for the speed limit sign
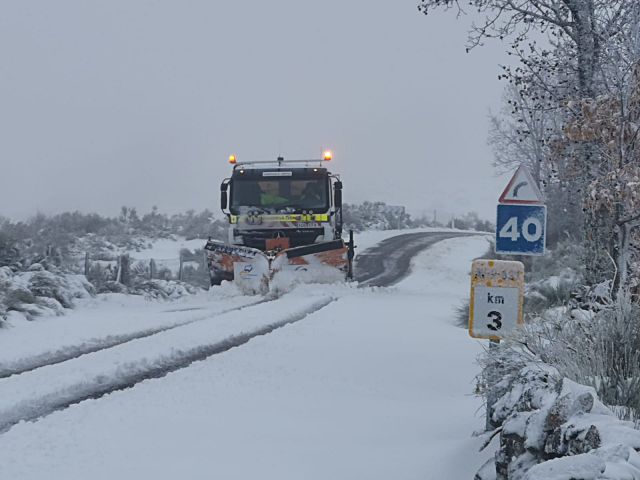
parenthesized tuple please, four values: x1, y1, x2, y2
(469, 259, 524, 340)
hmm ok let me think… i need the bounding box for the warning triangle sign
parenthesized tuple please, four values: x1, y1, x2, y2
(499, 165, 543, 204)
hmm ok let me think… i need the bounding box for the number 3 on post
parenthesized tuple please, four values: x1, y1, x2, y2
(486, 311, 503, 331)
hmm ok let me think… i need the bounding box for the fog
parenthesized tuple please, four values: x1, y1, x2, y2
(0, 1, 512, 221)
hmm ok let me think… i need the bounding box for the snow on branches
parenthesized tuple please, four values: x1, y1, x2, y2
(585, 163, 640, 223)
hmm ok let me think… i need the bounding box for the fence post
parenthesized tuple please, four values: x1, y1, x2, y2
(178, 252, 184, 281)
(150, 258, 156, 280)
(486, 339, 500, 431)
(84, 252, 90, 277)
(117, 254, 131, 286)
(116, 256, 121, 283)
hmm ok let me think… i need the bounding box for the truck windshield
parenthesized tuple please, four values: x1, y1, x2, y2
(231, 178, 329, 213)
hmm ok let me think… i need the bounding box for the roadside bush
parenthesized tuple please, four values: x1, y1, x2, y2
(130, 279, 197, 300)
(525, 269, 581, 315)
(454, 301, 470, 328)
(514, 293, 640, 423)
(0, 265, 94, 321)
(343, 201, 412, 231)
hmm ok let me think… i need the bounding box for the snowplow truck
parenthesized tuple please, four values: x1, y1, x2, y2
(205, 152, 355, 292)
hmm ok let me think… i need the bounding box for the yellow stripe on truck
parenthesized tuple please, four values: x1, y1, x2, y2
(233, 214, 330, 224)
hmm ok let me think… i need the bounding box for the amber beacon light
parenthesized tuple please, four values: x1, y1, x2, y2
(228, 154, 237, 164)
(323, 150, 333, 161)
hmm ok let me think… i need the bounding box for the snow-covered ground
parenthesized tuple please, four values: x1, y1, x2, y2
(128, 237, 205, 261)
(0, 234, 491, 480)
(126, 237, 207, 274)
(0, 285, 255, 376)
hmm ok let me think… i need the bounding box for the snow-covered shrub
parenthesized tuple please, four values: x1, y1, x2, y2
(129, 279, 197, 300)
(517, 294, 640, 424)
(93, 278, 197, 299)
(454, 300, 470, 328)
(96, 281, 129, 294)
(0, 266, 94, 321)
(477, 344, 640, 480)
(85, 261, 118, 292)
(528, 241, 585, 284)
(27, 265, 80, 308)
(2, 286, 37, 314)
(525, 269, 581, 315)
(343, 201, 412, 232)
(451, 211, 494, 232)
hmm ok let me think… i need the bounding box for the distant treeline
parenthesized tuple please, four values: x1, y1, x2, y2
(343, 201, 493, 233)
(0, 203, 492, 271)
(0, 207, 225, 269)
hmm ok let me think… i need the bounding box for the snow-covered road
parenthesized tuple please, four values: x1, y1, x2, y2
(0, 233, 493, 479)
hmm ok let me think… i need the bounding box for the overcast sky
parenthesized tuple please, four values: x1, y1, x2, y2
(0, 1, 512, 221)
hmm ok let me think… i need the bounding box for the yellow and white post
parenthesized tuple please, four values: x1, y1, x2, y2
(469, 259, 524, 430)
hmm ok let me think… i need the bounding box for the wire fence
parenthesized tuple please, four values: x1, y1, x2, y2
(81, 250, 210, 289)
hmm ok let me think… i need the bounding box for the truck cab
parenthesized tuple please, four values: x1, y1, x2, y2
(220, 157, 343, 252)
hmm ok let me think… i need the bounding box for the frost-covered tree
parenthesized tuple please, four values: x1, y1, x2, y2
(0, 231, 19, 268)
(418, 0, 636, 96)
(575, 14, 640, 294)
(420, 0, 640, 284)
(343, 202, 412, 231)
(488, 83, 559, 185)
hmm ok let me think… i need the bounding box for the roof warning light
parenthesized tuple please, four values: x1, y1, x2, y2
(228, 154, 237, 164)
(323, 150, 332, 161)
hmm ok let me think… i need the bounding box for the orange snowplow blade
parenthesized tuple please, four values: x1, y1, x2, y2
(205, 238, 352, 293)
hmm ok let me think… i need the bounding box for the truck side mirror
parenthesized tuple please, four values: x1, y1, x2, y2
(220, 181, 229, 210)
(334, 181, 343, 209)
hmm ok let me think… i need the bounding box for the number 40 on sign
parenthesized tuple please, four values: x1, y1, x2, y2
(469, 259, 524, 340)
(496, 204, 547, 256)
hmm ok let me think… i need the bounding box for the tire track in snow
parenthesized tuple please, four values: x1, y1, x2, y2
(5, 232, 463, 380)
(0, 296, 335, 434)
(0, 297, 273, 379)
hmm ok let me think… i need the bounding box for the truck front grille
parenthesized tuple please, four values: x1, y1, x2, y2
(236, 228, 325, 251)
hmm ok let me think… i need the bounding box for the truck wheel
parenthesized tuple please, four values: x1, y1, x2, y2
(210, 273, 224, 287)
(346, 229, 356, 280)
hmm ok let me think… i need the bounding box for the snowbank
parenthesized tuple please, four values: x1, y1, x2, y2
(477, 349, 640, 479)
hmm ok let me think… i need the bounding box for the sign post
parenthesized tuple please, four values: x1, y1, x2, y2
(469, 259, 525, 429)
(469, 164, 545, 429)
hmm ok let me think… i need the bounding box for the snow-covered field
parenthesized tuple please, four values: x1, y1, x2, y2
(128, 237, 206, 261)
(0, 234, 491, 480)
